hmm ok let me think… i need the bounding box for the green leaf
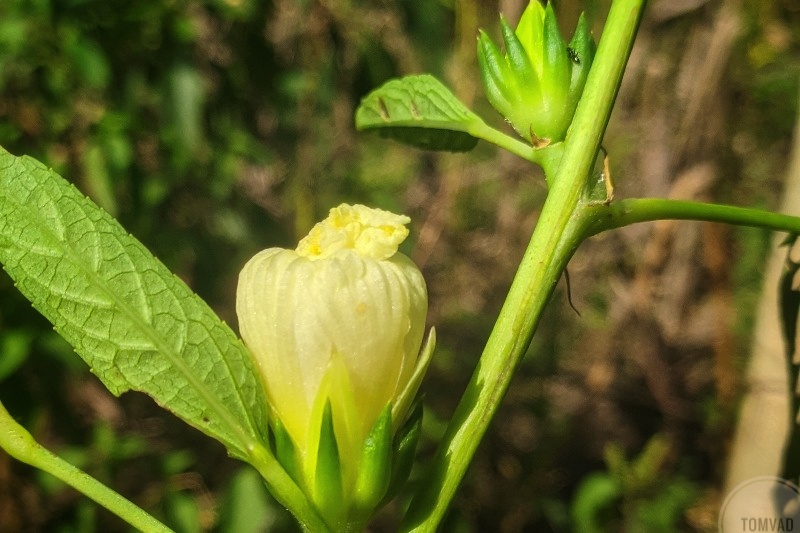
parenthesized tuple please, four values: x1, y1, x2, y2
(780, 234, 800, 394)
(355, 74, 483, 152)
(570, 472, 620, 533)
(779, 233, 800, 482)
(0, 146, 268, 460)
(67, 37, 111, 90)
(0, 330, 32, 382)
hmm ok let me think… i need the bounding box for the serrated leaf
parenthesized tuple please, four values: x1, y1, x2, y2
(0, 146, 267, 460)
(355, 74, 483, 152)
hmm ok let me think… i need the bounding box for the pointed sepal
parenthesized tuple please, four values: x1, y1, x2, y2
(542, 2, 570, 96)
(271, 415, 303, 487)
(353, 405, 394, 514)
(500, 16, 536, 88)
(392, 328, 435, 432)
(567, 12, 596, 110)
(477, 31, 516, 116)
(515, 0, 546, 66)
(314, 400, 344, 529)
(382, 399, 423, 506)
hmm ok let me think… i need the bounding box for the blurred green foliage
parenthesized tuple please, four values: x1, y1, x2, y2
(1, 0, 799, 531)
(572, 435, 700, 533)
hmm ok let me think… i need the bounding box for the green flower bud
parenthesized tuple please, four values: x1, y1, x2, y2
(478, 1, 596, 146)
(236, 203, 431, 529)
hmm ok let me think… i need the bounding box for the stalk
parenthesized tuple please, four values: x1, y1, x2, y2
(0, 400, 174, 533)
(400, 1, 648, 530)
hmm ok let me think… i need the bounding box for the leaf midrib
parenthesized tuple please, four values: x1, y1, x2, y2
(4, 159, 258, 456)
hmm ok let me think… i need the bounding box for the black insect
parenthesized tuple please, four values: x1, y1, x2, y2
(567, 46, 580, 64)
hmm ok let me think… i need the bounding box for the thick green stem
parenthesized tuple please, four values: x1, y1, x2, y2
(400, 1, 647, 531)
(0, 400, 174, 533)
(581, 197, 800, 236)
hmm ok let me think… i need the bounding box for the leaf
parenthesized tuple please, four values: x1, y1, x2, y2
(0, 146, 268, 460)
(781, 235, 800, 384)
(570, 472, 620, 533)
(780, 233, 800, 481)
(0, 330, 31, 382)
(355, 74, 483, 152)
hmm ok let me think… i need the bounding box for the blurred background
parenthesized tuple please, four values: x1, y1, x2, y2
(0, 0, 799, 531)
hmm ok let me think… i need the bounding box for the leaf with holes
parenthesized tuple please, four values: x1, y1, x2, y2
(355, 74, 485, 152)
(0, 146, 268, 459)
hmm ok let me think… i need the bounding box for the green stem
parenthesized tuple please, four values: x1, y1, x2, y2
(400, 1, 646, 531)
(246, 443, 332, 533)
(0, 400, 174, 533)
(469, 121, 537, 162)
(469, 121, 565, 185)
(0, 398, 329, 533)
(581, 197, 800, 236)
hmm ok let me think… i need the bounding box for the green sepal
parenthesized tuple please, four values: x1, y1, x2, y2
(499, 16, 535, 88)
(392, 328, 435, 433)
(314, 400, 344, 529)
(353, 404, 394, 514)
(270, 416, 302, 488)
(477, 31, 515, 114)
(567, 12, 596, 108)
(542, 3, 570, 105)
(515, 0, 545, 62)
(381, 399, 423, 506)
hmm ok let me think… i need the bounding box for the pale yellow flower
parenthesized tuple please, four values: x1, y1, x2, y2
(236, 204, 428, 501)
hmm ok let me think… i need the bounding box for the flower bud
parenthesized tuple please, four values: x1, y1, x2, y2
(478, 1, 595, 146)
(236, 203, 430, 528)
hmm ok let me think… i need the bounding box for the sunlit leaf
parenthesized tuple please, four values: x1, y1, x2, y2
(0, 146, 267, 460)
(355, 74, 483, 152)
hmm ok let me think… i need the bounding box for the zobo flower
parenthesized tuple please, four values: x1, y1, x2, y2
(236, 203, 431, 529)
